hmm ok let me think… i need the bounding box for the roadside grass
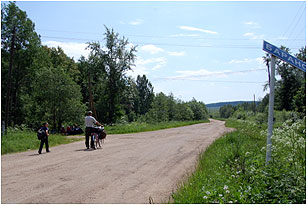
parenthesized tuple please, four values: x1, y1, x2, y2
(105, 120, 209, 134)
(171, 118, 306, 204)
(1, 128, 83, 155)
(2, 120, 209, 155)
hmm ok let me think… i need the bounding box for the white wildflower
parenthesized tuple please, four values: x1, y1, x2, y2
(203, 196, 208, 199)
(224, 185, 228, 190)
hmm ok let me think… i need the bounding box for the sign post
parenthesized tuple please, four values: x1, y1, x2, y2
(266, 55, 275, 164)
(263, 40, 306, 165)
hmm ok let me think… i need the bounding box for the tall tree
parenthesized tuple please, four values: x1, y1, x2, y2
(121, 77, 138, 122)
(262, 46, 306, 112)
(87, 26, 137, 124)
(135, 75, 154, 115)
(1, 2, 41, 129)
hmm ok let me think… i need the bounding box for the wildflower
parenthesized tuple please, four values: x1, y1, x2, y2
(224, 185, 228, 190)
(203, 196, 208, 199)
(226, 190, 230, 194)
(206, 191, 211, 195)
(229, 201, 233, 204)
(219, 194, 223, 197)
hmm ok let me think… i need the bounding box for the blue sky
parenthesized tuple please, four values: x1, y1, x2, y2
(12, 1, 306, 104)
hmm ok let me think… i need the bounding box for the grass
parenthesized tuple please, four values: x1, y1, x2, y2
(1, 120, 209, 155)
(105, 120, 209, 134)
(171, 118, 306, 204)
(1, 128, 83, 155)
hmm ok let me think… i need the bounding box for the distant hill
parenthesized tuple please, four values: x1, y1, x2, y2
(206, 101, 260, 109)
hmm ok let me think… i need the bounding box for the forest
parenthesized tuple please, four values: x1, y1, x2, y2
(1, 2, 209, 133)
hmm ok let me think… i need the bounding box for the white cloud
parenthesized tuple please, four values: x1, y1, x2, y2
(227, 57, 263, 64)
(137, 57, 167, 70)
(168, 51, 186, 56)
(243, 32, 265, 40)
(170, 34, 200, 37)
(140, 44, 186, 57)
(127, 56, 167, 78)
(167, 68, 265, 80)
(43, 41, 89, 60)
(178, 26, 218, 34)
(140, 44, 164, 54)
(243, 32, 254, 37)
(244, 21, 261, 29)
(129, 19, 144, 26)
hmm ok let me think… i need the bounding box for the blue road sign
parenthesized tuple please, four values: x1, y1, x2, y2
(263, 40, 306, 72)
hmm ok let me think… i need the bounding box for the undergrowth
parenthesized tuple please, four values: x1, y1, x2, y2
(171, 118, 306, 204)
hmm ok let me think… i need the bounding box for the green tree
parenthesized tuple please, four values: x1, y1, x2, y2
(1, 2, 41, 128)
(87, 26, 137, 124)
(187, 98, 209, 120)
(146, 92, 169, 122)
(173, 101, 194, 121)
(135, 74, 154, 115)
(29, 66, 86, 131)
(257, 94, 269, 113)
(219, 105, 235, 118)
(263, 46, 305, 112)
(121, 77, 138, 122)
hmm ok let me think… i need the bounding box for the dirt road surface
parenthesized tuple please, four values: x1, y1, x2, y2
(1, 119, 233, 204)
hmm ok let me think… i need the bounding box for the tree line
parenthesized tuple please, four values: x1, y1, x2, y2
(1, 2, 209, 132)
(219, 46, 306, 119)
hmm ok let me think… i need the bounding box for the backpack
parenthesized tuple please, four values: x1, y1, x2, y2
(37, 127, 46, 140)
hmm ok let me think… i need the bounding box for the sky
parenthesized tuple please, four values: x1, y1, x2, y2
(10, 1, 306, 104)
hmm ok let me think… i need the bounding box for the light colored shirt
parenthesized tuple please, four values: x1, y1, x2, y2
(85, 116, 97, 128)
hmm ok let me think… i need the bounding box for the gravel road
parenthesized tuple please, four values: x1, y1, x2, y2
(1, 119, 233, 204)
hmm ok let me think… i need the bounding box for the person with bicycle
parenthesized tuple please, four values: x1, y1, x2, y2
(84, 111, 103, 150)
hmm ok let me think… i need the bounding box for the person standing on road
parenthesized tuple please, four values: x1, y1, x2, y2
(85, 111, 103, 150)
(38, 122, 50, 154)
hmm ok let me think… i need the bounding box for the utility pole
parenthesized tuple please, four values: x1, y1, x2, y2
(266, 55, 275, 165)
(4, 27, 16, 134)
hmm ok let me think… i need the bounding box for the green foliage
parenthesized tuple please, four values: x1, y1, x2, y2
(1, 2, 41, 126)
(219, 104, 235, 118)
(173, 102, 194, 121)
(293, 80, 306, 113)
(25, 48, 86, 130)
(265, 46, 306, 112)
(146, 92, 169, 122)
(135, 74, 154, 115)
(1, 127, 82, 154)
(171, 118, 306, 204)
(187, 98, 208, 120)
(143, 93, 208, 123)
